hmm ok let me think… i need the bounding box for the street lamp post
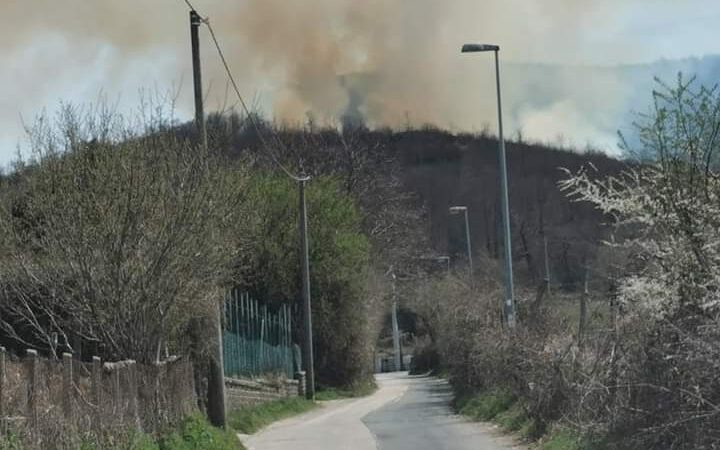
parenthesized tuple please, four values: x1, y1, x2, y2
(298, 177, 315, 399)
(461, 43, 516, 328)
(390, 272, 401, 372)
(449, 206, 473, 279)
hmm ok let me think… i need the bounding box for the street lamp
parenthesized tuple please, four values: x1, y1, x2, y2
(449, 206, 473, 278)
(461, 43, 516, 328)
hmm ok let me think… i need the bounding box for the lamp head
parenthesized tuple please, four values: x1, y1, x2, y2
(461, 43, 500, 53)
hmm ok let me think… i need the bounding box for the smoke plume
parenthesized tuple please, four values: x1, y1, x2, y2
(2, 0, 719, 160)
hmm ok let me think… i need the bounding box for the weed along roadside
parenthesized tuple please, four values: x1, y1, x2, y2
(455, 389, 603, 450)
(0, 414, 242, 450)
(228, 398, 318, 435)
(228, 380, 377, 436)
(313, 380, 378, 401)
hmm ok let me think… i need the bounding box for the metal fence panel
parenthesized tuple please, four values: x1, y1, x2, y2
(222, 290, 294, 379)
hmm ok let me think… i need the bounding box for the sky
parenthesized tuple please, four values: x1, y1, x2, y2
(2, 0, 720, 166)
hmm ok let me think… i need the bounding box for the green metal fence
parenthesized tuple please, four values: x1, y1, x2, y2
(222, 290, 295, 379)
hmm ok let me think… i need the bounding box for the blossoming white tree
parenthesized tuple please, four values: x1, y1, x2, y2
(560, 75, 720, 448)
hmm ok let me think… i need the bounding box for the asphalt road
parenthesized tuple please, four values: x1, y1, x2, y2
(240, 373, 522, 450)
(363, 374, 522, 450)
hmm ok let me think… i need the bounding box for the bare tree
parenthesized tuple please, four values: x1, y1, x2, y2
(0, 103, 251, 363)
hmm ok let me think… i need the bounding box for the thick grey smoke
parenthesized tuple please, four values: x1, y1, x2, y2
(2, 0, 719, 160)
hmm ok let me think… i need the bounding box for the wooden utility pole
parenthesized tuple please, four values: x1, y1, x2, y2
(190, 10, 208, 151)
(190, 9, 226, 427)
(299, 177, 315, 400)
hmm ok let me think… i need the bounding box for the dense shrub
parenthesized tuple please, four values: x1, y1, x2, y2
(237, 175, 375, 387)
(0, 105, 249, 362)
(409, 338, 439, 374)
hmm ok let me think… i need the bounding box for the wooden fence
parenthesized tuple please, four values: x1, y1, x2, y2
(0, 347, 195, 448)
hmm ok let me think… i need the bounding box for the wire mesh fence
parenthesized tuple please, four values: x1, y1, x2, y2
(0, 347, 196, 448)
(223, 290, 295, 379)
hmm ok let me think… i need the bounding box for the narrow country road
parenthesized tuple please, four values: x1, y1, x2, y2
(239, 373, 523, 450)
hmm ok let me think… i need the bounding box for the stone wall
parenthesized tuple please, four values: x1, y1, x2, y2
(225, 375, 301, 410)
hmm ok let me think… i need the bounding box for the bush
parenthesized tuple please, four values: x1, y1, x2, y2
(409, 339, 440, 374)
(238, 175, 375, 388)
(158, 415, 241, 450)
(458, 389, 516, 421)
(561, 77, 720, 449)
(0, 104, 249, 362)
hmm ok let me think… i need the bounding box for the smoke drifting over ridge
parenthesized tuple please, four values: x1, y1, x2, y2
(218, 0, 629, 132)
(3, 0, 720, 159)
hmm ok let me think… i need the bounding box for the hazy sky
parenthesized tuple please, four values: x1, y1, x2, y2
(2, 0, 720, 166)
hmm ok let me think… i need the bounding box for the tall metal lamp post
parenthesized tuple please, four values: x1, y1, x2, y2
(461, 43, 516, 328)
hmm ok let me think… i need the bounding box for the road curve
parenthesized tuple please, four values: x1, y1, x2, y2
(363, 374, 523, 450)
(239, 373, 409, 450)
(240, 372, 523, 450)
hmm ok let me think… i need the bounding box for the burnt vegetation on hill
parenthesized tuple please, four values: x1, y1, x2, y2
(205, 113, 626, 288)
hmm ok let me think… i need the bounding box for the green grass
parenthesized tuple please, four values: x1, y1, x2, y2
(0, 434, 23, 450)
(458, 389, 516, 421)
(227, 397, 317, 434)
(538, 427, 608, 450)
(0, 415, 244, 450)
(541, 429, 589, 450)
(314, 380, 377, 401)
(156, 415, 243, 450)
(456, 388, 608, 449)
(457, 390, 542, 440)
(456, 392, 605, 450)
(495, 402, 529, 432)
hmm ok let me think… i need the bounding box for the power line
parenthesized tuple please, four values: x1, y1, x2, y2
(183, 0, 198, 13)
(180, 1, 305, 181)
(204, 20, 304, 181)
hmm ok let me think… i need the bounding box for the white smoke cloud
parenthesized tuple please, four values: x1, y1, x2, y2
(1, 0, 720, 164)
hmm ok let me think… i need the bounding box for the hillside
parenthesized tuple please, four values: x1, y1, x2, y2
(209, 117, 627, 289)
(392, 129, 626, 286)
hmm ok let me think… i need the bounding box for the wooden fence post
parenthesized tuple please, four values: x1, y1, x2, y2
(62, 353, 73, 420)
(26, 349, 39, 426)
(91, 356, 103, 429)
(0, 346, 6, 421)
(128, 361, 139, 428)
(113, 366, 121, 414)
(91, 356, 102, 406)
